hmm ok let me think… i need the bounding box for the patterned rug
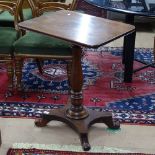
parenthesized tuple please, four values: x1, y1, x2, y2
(6, 143, 155, 155)
(6, 148, 155, 155)
(1, 47, 155, 125)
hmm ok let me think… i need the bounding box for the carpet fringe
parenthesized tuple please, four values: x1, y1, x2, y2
(12, 143, 134, 153)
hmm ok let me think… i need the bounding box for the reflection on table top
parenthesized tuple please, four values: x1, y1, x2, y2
(18, 10, 135, 48)
(85, 0, 155, 16)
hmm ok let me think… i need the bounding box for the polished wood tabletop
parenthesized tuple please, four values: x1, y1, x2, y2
(19, 10, 135, 48)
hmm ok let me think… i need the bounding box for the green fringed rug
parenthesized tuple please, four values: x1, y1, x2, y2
(6, 143, 155, 155)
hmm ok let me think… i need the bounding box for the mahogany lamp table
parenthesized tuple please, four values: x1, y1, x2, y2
(18, 10, 136, 151)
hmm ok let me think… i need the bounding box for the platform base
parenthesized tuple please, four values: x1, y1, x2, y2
(35, 105, 120, 151)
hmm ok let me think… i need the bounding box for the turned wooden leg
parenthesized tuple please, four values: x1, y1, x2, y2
(15, 57, 23, 91)
(66, 60, 72, 92)
(6, 56, 14, 92)
(66, 45, 88, 120)
(35, 45, 120, 151)
(35, 58, 43, 74)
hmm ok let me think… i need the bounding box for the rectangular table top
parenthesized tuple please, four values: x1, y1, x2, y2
(19, 10, 135, 48)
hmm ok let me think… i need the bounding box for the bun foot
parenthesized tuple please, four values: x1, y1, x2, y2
(109, 120, 120, 129)
(35, 118, 49, 127)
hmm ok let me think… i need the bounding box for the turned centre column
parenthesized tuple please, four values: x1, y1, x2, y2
(66, 45, 89, 119)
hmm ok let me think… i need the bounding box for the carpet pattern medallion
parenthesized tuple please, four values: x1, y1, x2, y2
(1, 47, 155, 125)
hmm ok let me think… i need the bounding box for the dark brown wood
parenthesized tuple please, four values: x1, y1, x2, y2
(71, 0, 107, 17)
(35, 46, 120, 151)
(20, 10, 135, 151)
(18, 10, 135, 48)
(66, 45, 88, 119)
(35, 101, 120, 151)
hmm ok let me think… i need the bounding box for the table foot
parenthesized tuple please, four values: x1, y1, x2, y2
(34, 106, 120, 151)
(35, 118, 50, 127)
(104, 119, 120, 129)
(80, 133, 91, 151)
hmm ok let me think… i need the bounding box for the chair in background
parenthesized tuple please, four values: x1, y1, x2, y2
(0, 0, 66, 27)
(72, 0, 107, 17)
(14, 0, 77, 91)
(0, 0, 21, 92)
(0, 0, 32, 27)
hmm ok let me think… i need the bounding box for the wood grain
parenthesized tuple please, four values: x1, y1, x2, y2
(19, 10, 135, 48)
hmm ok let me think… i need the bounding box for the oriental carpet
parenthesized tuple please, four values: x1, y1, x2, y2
(6, 143, 155, 155)
(7, 148, 155, 155)
(1, 47, 155, 125)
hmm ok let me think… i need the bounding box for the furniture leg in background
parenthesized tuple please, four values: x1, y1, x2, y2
(123, 30, 136, 82)
(75, 0, 107, 17)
